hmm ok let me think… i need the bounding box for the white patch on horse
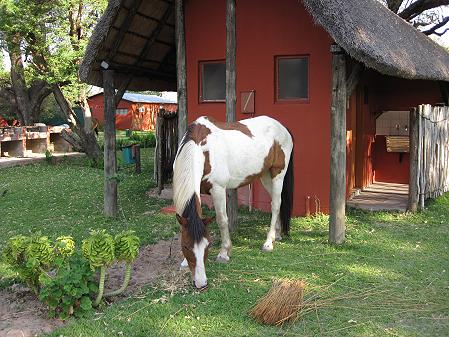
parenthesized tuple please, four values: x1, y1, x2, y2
(180, 258, 188, 270)
(173, 140, 205, 215)
(193, 237, 209, 289)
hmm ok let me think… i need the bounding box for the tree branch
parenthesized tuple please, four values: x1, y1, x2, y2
(386, 0, 403, 13)
(423, 16, 449, 35)
(399, 0, 449, 20)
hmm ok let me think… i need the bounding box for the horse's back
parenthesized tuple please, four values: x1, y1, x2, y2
(192, 115, 292, 189)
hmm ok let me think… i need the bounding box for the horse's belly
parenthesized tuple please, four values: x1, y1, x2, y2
(211, 141, 269, 189)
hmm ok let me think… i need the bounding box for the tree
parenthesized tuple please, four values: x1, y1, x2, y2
(384, 0, 449, 36)
(0, 0, 106, 160)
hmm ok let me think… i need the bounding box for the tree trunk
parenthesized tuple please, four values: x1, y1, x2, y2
(52, 83, 101, 161)
(8, 43, 33, 125)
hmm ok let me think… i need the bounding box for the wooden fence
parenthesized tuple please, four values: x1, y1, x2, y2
(154, 109, 178, 193)
(408, 104, 449, 211)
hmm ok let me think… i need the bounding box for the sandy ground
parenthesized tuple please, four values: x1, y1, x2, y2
(0, 237, 188, 337)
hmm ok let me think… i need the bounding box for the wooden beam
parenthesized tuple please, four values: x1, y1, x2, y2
(135, 4, 172, 67)
(103, 69, 118, 217)
(226, 0, 238, 232)
(329, 44, 346, 244)
(346, 63, 363, 97)
(175, 0, 187, 143)
(107, 0, 144, 61)
(107, 62, 176, 81)
(114, 75, 131, 107)
(408, 107, 419, 212)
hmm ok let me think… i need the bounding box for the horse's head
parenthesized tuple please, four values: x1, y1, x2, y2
(176, 214, 214, 290)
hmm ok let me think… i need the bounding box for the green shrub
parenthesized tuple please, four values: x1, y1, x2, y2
(129, 132, 156, 148)
(2, 230, 141, 315)
(39, 253, 97, 319)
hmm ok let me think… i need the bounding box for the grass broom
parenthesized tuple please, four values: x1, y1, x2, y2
(250, 278, 305, 326)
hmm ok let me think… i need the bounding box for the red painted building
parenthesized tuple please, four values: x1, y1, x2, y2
(88, 92, 177, 131)
(80, 0, 449, 216)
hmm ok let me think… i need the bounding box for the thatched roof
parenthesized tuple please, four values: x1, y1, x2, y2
(79, 0, 177, 91)
(80, 0, 449, 91)
(303, 0, 449, 81)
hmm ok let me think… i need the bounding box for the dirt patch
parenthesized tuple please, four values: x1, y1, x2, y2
(0, 237, 188, 337)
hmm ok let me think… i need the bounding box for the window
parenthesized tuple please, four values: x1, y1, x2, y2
(200, 61, 226, 102)
(116, 108, 128, 115)
(276, 56, 309, 101)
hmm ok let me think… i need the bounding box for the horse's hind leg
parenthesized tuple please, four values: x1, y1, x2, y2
(260, 173, 282, 241)
(210, 186, 232, 263)
(262, 174, 284, 252)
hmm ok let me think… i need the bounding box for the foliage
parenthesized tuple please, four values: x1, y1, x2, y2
(39, 252, 97, 319)
(81, 229, 115, 269)
(114, 230, 140, 263)
(129, 132, 156, 148)
(55, 236, 76, 258)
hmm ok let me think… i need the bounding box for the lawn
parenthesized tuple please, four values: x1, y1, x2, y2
(0, 149, 448, 336)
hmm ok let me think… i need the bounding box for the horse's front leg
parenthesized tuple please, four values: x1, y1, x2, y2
(211, 186, 232, 263)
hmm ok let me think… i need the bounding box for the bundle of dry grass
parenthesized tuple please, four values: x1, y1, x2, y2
(250, 279, 305, 326)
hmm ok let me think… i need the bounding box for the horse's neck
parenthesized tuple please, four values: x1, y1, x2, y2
(173, 141, 205, 215)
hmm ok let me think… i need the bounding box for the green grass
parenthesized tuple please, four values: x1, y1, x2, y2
(1, 152, 448, 336)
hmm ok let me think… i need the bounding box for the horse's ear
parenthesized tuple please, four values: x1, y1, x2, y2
(176, 214, 188, 227)
(202, 216, 215, 226)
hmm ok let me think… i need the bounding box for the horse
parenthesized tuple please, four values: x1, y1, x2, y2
(173, 115, 294, 289)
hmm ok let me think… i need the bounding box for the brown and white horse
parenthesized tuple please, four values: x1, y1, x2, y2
(173, 116, 294, 289)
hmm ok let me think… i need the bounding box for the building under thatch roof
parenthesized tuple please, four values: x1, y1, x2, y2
(80, 0, 449, 91)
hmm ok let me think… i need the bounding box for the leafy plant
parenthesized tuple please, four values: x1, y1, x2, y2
(55, 236, 75, 258)
(45, 149, 54, 164)
(39, 253, 97, 319)
(129, 132, 156, 148)
(81, 229, 115, 306)
(2, 234, 55, 294)
(105, 230, 140, 297)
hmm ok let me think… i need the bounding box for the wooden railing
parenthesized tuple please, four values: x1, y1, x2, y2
(154, 109, 178, 193)
(408, 104, 449, 211)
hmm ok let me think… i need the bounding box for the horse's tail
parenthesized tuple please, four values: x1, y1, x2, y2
(280, 149, 294, 235)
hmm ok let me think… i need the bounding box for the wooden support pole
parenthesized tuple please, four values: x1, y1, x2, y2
(134, 144, 141, 174)
(329, 45, 346, 245)
(408, 107, 419, 212)
(175, 0, 188, 144)
(226, 0, 238, 232)
(157, 111, 165, 194)
(103, 69, 118, 217)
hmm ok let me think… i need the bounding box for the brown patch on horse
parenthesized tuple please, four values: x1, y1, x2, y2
(237, 141, 286, 188)
(200, 151, 213, 194)
(184, 123, 211, 146)
(181, 226, 196, 273)
(206, 117, 254, 138)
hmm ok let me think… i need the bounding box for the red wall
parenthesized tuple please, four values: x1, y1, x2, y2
(185, 0, 333, 215)
(372, 136, 409, 184)
(359, 73, 442, 186)
(88, 94, 177, 131)
(88, 94, 133, 130)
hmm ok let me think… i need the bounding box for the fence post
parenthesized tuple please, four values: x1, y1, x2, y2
(157, 110, 166, 194)
(408, 107, 419, 212)
(134, 144, 141, 174)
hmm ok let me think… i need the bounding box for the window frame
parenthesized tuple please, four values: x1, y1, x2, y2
(115, 108, 129, 115)
(275, 55, 310, 103)
(199, 60, 226, 103)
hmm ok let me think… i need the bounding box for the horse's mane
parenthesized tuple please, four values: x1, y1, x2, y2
(173, 135, 205, 243)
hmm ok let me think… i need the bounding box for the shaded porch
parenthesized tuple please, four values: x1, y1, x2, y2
(347, 182, 408, 212)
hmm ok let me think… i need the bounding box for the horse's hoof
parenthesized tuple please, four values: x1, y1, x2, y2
(275, 235, 282, 242)
(262, 243, 274, 252)
(216, 254, 230, 263)
(180, 258, 189, 270)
